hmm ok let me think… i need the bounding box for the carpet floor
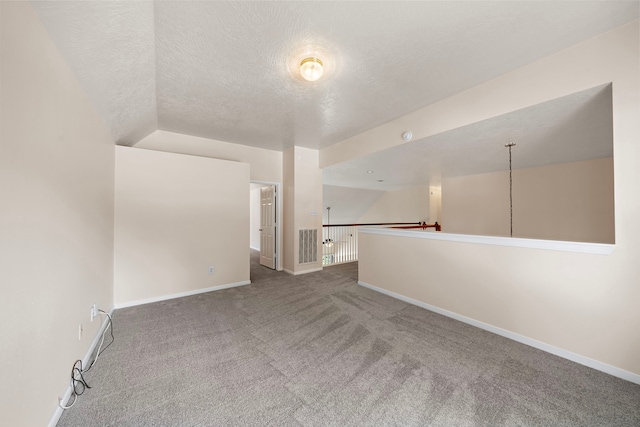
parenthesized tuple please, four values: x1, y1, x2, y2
(57, 251, 640, 426)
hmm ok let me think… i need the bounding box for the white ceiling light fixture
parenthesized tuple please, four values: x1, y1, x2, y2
(402, 131, 413, 141)
(300, 57, 324, 81)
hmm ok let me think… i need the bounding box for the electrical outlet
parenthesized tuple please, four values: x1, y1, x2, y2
(90, 304, 98, 321)
(208, 266, 214, 274)
(78, 324, 83, 340)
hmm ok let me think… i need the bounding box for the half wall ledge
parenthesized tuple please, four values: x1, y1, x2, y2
(358, 227, 614, 255)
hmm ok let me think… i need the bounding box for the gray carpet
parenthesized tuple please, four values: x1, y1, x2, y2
(57, 250, 640, 426)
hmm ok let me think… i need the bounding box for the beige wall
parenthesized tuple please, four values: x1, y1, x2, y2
(0, 2, 115, 425)
(3, 3, 637, 425)
(136, 130, 282, 183)
(517, 157, 614, 243)
(283, 148, 296, 272)
(357, 185, 429, 224)
(429, 186, 442, 224)
(443, 169, 509, 236)
(137, 131, 282, 269)
(283, 146, 323, 274)
(442, 157, 615, 243)
(358, 21, 640, 379)
(114, 147, 250, 306)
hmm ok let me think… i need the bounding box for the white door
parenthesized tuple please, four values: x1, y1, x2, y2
(259, 185, 276, 269)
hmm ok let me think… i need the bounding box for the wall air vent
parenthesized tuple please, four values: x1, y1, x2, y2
(299, 229, 318, 264)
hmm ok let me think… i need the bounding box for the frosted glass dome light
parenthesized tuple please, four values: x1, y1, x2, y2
(300, 57, 324, 81)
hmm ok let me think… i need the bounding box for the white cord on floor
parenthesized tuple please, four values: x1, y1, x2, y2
(58, 309, 114, 410)
(83, 311, 113, 373)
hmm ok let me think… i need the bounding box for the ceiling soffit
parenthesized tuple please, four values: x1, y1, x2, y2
(323, 84, 614, 191)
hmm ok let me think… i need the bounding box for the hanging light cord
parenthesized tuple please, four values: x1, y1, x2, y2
(323, 207, 333, 246)
(505, 142, 516, 237)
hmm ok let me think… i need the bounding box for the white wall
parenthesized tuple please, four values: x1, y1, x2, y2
(357, 186, 430, 224)
(250, 184, 263, 250)
(114, 147, 250, 306)
(136, 130, 282, 183)
(357, 21, 640, 379)
(0, 3, 115, 425)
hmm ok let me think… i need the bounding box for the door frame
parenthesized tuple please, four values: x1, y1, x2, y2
(251, 180, 283, 271)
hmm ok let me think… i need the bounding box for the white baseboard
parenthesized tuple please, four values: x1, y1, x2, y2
(250, 246, 260, 251)
(284, 267, 323, 276)
(49, 308, 115, 427)
(358, 280, 640, 386)
(114, 280, 251, 309)
(50, 279, 251, 425)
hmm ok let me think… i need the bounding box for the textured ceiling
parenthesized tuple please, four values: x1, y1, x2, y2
(31, 1, 157, 146)
(323, 84, 613, 191)
(31, 1, 638, 150)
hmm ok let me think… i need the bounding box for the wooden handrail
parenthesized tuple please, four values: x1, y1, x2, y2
(322, 221, 441, 231)
(390, 222, 441, 231)
(323, 222, 421, 228)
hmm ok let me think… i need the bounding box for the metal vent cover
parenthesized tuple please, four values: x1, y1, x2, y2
(299, 229, 318, 264)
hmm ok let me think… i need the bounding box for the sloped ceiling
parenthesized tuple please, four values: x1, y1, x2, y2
(31, 1, 157, 146)
(323, 84, 614, 190)
(322, 185, 385, 224)
(31, 1, 638, 150)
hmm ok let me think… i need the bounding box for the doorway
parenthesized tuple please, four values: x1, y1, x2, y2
(250, 181, 282, 271)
